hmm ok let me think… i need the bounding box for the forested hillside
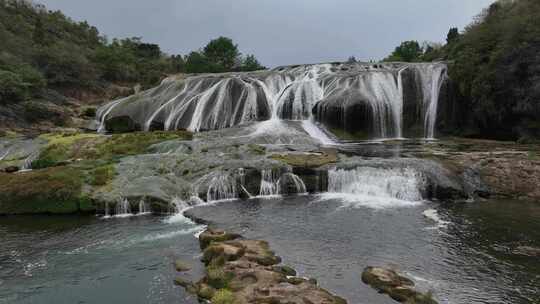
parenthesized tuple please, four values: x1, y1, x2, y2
(0, 0, 264, 133)
(385, 0, 540, 141)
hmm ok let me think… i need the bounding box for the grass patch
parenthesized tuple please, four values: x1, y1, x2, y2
(32, 131, 193, 169)
(211, 289, 235, 304)
(32, 132, 103, 169)
(88, 164, 116, 186)
(270, 152, 337, 168)
(95, 131, 193, 159)
(0, 166, 92, 214)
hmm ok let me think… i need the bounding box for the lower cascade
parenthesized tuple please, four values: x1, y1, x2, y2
(327, 167, 426, 204)
(259, 169, 307, 196)
(259, 169, 281, 196)
(206, 173, 238, 202)
(115, 198, 132, 216)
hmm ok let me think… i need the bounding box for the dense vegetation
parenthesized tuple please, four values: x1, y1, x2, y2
(0, 0, 265, 104)
(385, 0, 540, 140)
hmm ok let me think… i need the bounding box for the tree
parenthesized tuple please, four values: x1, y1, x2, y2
(384, 40, 422, 62)
(0, 70, 28, 103)
(185, 51, 212, 73)
(203, 37, 240, 71)
(347, 56, 357, 63)
(446, 27, 460, 44)
(240, 54, 265, 71)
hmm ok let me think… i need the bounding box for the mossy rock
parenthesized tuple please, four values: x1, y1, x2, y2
(196, 283, 216, 300)
(0, 166, 93, 214)
(206, 265, 235, 290)
(202, 243, 245, 265)
(211, 289, 235, 304)
(362, 267, 437, 304)
(272, 265, 297, 277)
(174, 260, 191, 272)
(270, 152, 337, 168)
(32, 131, 192, 169)
(199, 229, 241, 249)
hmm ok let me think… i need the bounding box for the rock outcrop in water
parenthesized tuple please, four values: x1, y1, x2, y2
(96, 62, 449, 140)
(176, 228, 347, 304)
(362, 266, 437, 304)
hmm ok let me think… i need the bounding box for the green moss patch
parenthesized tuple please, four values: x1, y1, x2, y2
(211, 289, 235, 304)
(32, 131, 193, 169)
(88, 164, 116, 186)
(270, 152, 337, 168)
(0, 166, 92, 214)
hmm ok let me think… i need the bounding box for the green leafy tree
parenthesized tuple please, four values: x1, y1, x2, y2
(384, 40, 422, 62)
(446, 27, 460, 44)
(0, 70, 28, 103)
(203, 37, 240, 71)
(240, 54, 265, 71)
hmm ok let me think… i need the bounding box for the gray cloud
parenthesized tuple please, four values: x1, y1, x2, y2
(39, 0, 494, 67)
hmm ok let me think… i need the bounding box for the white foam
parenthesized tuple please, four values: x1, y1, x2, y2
(423, 209, 450, 228)
(317, 192, 422, 209)
(301, 120, 336, 145)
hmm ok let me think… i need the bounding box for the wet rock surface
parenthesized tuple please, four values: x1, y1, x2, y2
(177, 228, 347, 304)
(362, 266, 437, 304)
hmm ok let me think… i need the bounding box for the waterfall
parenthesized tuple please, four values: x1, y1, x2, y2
(414, 63, 448, 139)
(21, 151, 38, 171)
(324, 166, 425, 208)
(280, 172, 307, 195)
(0, 148, 10, 161)
(96, 62, 447, 140)
(259, 169, 281, 196)
(115, 198, 132, 217)
(165, 196, 207, 224)
(259, 170, 307, 196)
(206, 173, 238, 202)
(138, 199, 151, 215)
(104, 202, 110, 218)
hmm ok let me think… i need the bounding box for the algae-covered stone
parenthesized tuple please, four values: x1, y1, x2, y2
(272, 265, 297, 277)
(196, 283, 216, 299)
(211, 289, 235, 304)
(173, 277, 193, 288)
(0, 166, 93, 215)
(199, 229, 241, 249)
(174, 260, 191, 272)
(361, 266, 437, 304)
(270, 151, 337, 168)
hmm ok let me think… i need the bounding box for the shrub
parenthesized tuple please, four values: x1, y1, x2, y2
(0, 70, 28, 103)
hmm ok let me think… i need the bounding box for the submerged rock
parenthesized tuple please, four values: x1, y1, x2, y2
(513, 246, 540, 257)
(361, 266, 437, 304)
(174, 260, 191, 272)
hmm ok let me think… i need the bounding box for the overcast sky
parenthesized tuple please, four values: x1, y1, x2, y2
(39, 0, 494, 67)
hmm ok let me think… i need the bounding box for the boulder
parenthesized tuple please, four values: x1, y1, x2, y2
(174, 260, 191, 272)
(198, 228, 241, 250)
(3, 166, 19, 173)
(361, 266, 437, 304)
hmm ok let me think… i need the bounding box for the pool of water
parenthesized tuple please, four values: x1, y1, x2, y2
(0, 214, 206, 304)
(1, 197, 538, 304)
(188, 196, 540, 304)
